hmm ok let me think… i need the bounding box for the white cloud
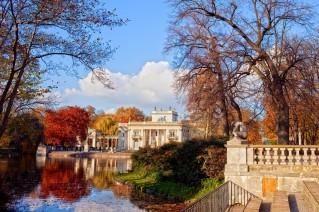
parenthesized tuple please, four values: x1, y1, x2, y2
(104, 108, 116, 114)
(62, 61, 182, 113)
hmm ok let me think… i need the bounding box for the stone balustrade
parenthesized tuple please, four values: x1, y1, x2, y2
(225, 139, 319, 200)
(251, 145, 319, 165)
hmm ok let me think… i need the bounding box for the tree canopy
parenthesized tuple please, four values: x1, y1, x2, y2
(0, 0, 126, 139)
(44, 106, 89, 147)
(167, 0, 319, 144)
(113, 107, 145, 123)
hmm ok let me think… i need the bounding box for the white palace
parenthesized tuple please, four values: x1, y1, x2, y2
(118, 107, 190, 150)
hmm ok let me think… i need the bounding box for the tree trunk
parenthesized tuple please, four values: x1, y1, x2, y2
(271, 80, 289, 145)
(229, 93, 243, 121)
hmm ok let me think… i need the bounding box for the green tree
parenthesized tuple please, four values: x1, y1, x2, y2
(0, 0, 126, 139)
(6, 112, 45, 154)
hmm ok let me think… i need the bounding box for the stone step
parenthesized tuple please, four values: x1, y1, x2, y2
(302, 181, 319, 211)
(226, 204, 245, 212)
(244, 196, 262, 212)
(259, 192, 313, 212)
(271, 190, 289, 212)
(288, 193, 313, 212)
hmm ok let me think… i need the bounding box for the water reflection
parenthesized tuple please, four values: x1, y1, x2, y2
(0, 156, 184, 211)
(39, 160, 89, 202)
(0, 156, 142, 211)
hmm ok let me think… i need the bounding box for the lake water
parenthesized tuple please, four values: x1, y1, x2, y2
(0, 156, 185, 211)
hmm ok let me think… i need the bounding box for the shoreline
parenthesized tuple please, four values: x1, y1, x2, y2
(48, 151, 132, 159)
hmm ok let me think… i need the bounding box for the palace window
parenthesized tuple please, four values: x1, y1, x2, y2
(133, 130, 139, 136)
(169, 130, 176, 137)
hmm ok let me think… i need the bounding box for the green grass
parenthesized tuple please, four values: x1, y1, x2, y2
(116, 170, 223, 202)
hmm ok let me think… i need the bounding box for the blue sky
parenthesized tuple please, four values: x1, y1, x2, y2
(53, 0, 186, 116)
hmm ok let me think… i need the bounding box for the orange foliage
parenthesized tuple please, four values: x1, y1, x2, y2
(40, 161, 89, 202)
(262, 100, 277, 143)
(111, 184, 130, 198)
(44, 106, 89, 147)
(242, 109, 262, 144)
(113, 107, 145, 123)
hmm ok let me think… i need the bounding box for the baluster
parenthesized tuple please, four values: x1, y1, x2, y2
(273, 148, 279, 165)
(279, 148, 284, 164)
(287, 147, 294, 165)
(254, 148, 263, 164)
(295, 148, 301, 165)
(305, 147, 310, 165)
(310, 148, 318, 165)
(265, 147, 272, 164)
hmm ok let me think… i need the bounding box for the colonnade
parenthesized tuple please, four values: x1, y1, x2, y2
(127, 128, 180, 150)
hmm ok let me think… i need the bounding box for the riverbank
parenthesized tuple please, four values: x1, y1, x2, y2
(116, 169, 223, 203)
(48, 151, 132, 159)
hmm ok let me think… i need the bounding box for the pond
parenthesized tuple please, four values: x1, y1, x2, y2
(0, 156, 185, 211)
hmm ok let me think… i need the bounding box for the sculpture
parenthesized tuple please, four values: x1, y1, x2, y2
(231, 121, 248, 140)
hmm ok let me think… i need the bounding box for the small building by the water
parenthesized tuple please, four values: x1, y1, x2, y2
(118, 107, 189, 151)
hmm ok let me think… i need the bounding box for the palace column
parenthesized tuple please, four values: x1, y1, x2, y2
(92, 134, 96, 148)
(149, 129, 152, 147)
(142, 129, 146, 148)
(157, 129, 159, 147)
(127, 129, 131, 150)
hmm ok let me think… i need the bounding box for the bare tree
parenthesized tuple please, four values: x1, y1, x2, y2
(168, 0, 319, 144)
(166, 12, 238, 137)
(0, 0, 126, 138)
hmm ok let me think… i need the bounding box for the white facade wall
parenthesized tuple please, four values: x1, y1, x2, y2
(118, 108, 189, 151)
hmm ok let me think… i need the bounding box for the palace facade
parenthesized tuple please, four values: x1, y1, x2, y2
(118, 107, 189, 150)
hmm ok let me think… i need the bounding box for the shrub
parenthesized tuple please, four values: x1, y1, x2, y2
(130, 138, 227, 185)
(200, 147, 227, 179)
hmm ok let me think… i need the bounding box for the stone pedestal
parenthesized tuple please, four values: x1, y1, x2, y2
(225, 137, 249, 172)
(224, 137, 251, 193)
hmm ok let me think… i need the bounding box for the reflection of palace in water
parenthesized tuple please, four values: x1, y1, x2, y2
(74, 158, 132, 179)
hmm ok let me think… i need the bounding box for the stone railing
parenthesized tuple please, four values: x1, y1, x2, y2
(251, 145, 319, 165)
(224, 139, 319, 199)
(181, 181, 260, 212)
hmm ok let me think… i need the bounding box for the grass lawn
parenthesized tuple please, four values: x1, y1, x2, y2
(116, 170, 223, 202)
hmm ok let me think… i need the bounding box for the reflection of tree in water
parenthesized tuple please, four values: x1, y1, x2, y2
(40, 160, 88, 202)
(110, 183, 131, 199)
(90, 171, 115, 190)
(0, 157, 42, 210)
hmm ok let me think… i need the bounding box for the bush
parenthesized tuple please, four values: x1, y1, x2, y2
(130, 138, 227, 186)
(200, 147, 227, 179)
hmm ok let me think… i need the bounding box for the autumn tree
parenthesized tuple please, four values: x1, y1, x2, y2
(85, 105, 104, 128)
(166, 12, 235, 137)
(0, 0, 126, 139)
(94, 114, 118, 135)
(168, 0, 319, 144)
(113, 107, 145, 123)
(44, 106, 89, 147)
(175, 70, 219, 138)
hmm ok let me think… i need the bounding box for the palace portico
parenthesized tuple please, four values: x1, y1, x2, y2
(86, 128, 118, 150)
(118, 107, 189, 150)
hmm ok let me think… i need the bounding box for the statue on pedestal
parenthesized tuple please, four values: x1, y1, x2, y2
(228, 121, 249, 145)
